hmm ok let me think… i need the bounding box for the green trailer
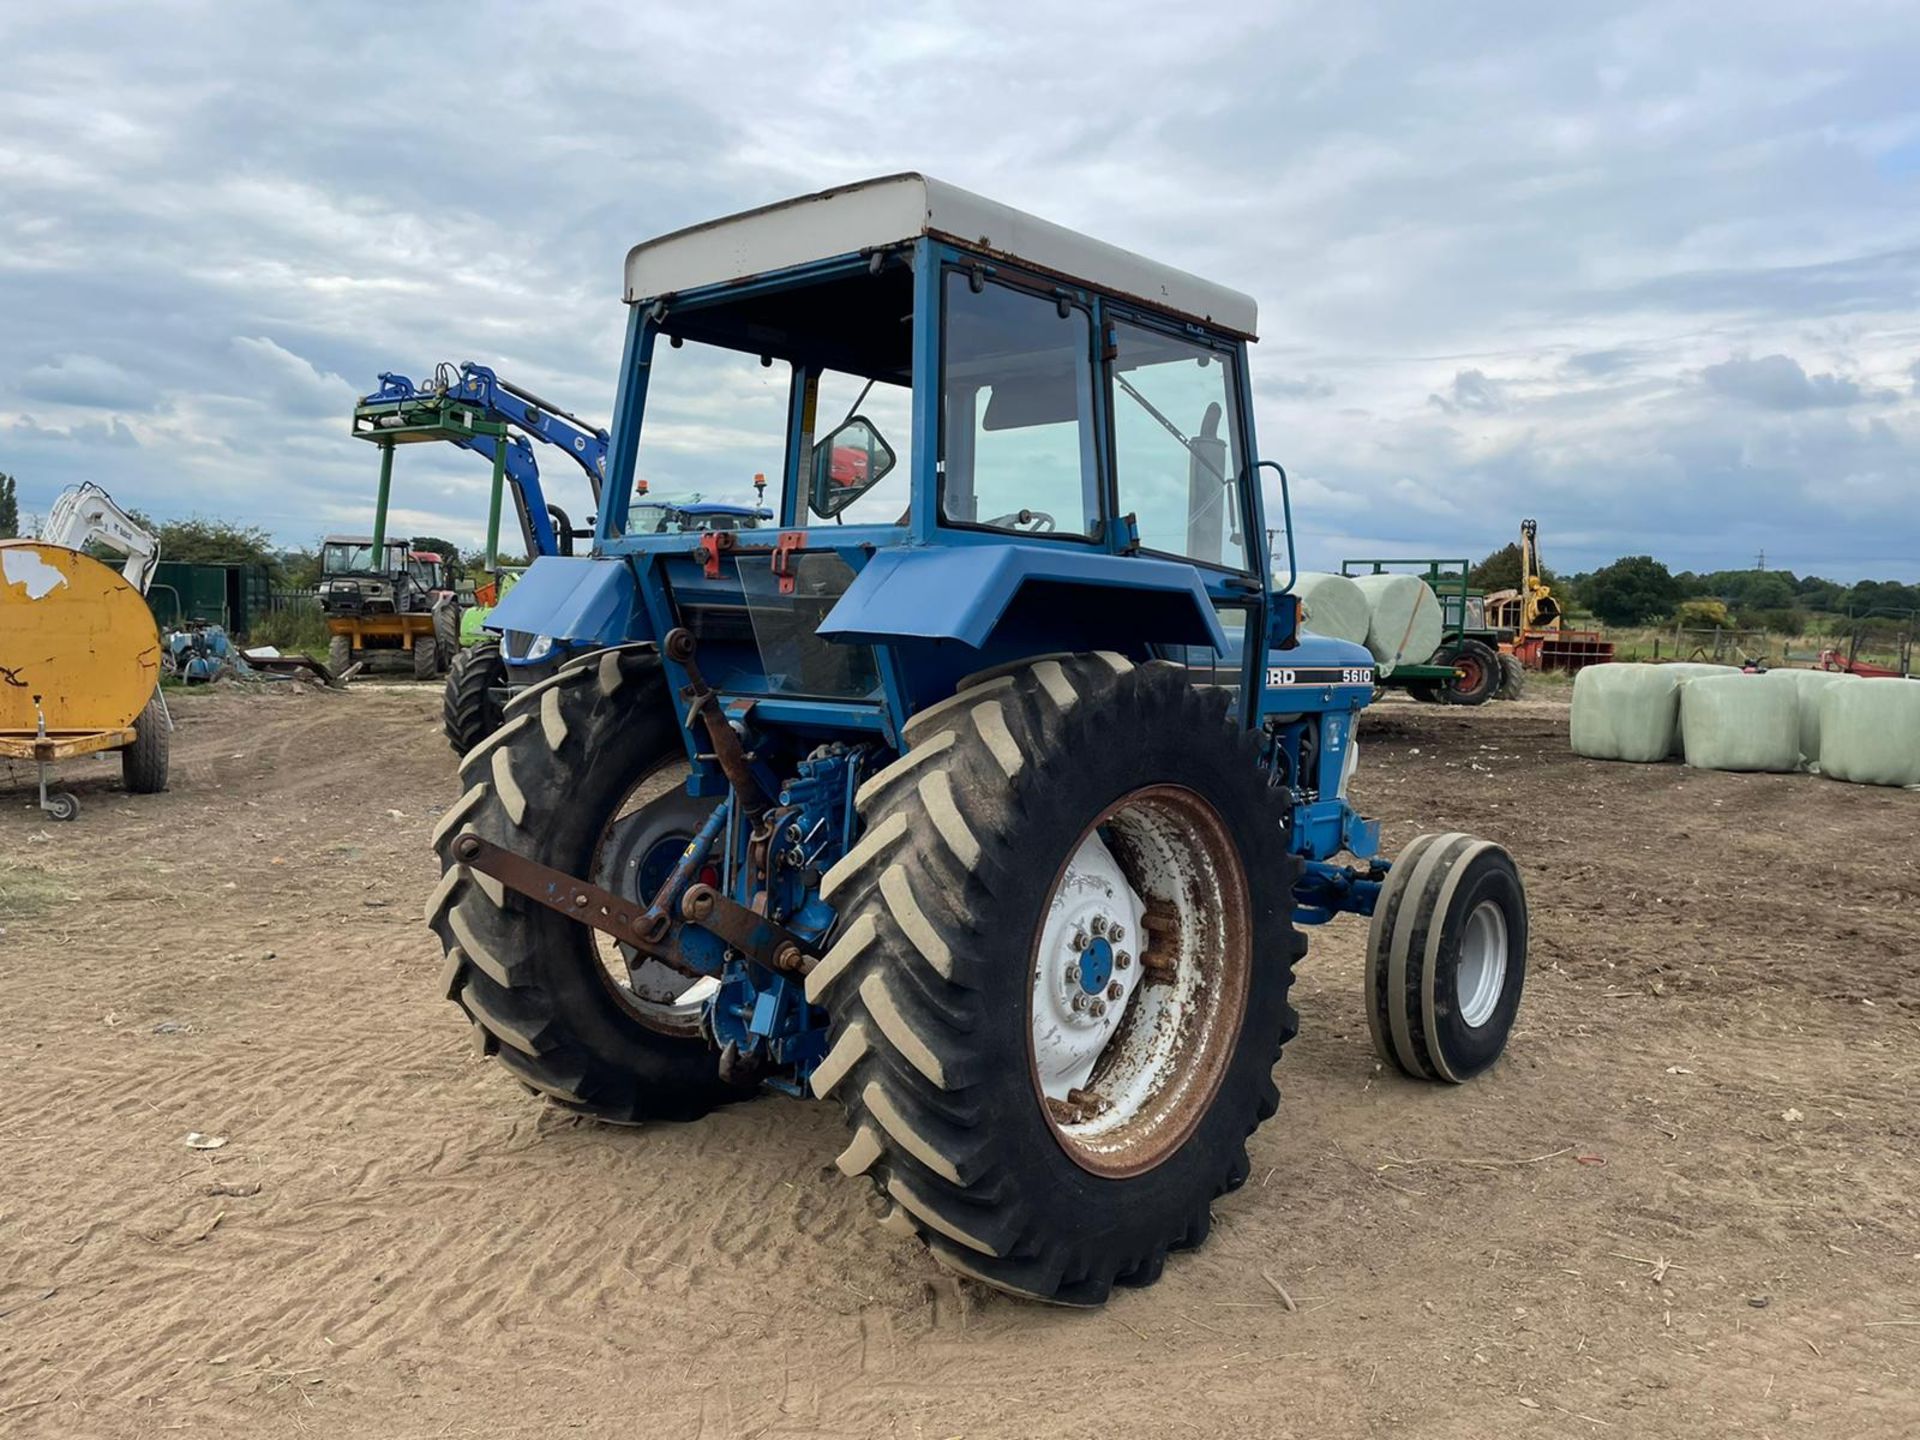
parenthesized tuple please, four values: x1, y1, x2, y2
(1340, 557, 1519, 705)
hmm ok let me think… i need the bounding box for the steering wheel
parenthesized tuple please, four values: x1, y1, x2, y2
(985, 508, 1057, 533)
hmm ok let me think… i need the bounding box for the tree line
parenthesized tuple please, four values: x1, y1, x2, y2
(1469, 541, 1918, 630)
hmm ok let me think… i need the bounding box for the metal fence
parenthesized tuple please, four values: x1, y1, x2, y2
(270, 587, 320, 615)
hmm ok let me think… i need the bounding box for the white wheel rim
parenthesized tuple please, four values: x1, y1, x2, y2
(1030, 830, 1147, 1101)
(1456, 898, 1508, 1028)
(1028, 787, 1252, 1177)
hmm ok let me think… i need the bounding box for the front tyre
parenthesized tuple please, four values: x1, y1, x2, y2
(442, 642, 507, 753)
(424, 646, 745, 1122)
(809, 654, 1302, 1305)
(412, 632, 439, 681)
(1365, 833, 1527, 1082)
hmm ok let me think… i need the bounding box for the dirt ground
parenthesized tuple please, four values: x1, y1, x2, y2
(1, 681, 1916, 1439)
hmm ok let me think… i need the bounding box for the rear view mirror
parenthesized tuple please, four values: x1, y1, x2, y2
(809, 417, 895, 519)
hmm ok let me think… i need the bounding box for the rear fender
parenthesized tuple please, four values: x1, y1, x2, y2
(816, 544, 1225, 653)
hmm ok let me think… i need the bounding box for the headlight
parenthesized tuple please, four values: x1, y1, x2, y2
(525, 633, 555, 661)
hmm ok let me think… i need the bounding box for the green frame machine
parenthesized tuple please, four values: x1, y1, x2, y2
(1341, 557, 1509, 705)
(352, 388, 511, 577)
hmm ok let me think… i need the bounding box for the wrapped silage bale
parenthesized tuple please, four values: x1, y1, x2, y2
(1351, 573, 1443, 678)
(1290, 571, 1372, 646)
(1678, 673, 1800, 773)
(1818, 678, 1920, 787)
(1660, 663, 1739, 755)
(1570, 663, 1685, 763)
(1759, 668, 1844, 767)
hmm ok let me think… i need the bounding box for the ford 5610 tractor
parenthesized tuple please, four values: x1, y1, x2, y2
(427, 175, 1529, 1305)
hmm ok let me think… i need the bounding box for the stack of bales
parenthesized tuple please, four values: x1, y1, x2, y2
(1293, 571, 1444, 676)
(1571, 661, 1919, 788)
(1292, 572, 1372, 647)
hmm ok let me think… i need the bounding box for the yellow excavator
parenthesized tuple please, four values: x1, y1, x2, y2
(1485, 518, 1612, 672)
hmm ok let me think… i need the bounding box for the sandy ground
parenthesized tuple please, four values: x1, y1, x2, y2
(1, 682, 1916, 1439)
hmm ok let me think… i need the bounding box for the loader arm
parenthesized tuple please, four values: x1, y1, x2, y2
(41, 482, 160, 594)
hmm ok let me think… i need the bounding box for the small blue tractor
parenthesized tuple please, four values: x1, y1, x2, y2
(427, 176, 1529, 1305)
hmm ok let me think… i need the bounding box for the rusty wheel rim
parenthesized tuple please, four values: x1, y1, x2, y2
(1026, 785, 1253, 1178)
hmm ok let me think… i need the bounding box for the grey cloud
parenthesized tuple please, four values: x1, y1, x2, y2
(1269, 375, 1337, 400)
(1700, 353, 1894, 410)
(18, 354, 151, 411)
(1428, 369, 1507, 414)
(1563, 349, 1640, 378)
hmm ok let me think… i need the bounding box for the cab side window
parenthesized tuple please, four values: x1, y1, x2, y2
(941, 273, 1099, 537)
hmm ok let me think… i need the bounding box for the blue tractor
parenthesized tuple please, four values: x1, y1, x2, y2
(428, 175, 1529, 1305)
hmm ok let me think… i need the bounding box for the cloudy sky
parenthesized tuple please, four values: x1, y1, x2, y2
(3, 1, 1917, 579)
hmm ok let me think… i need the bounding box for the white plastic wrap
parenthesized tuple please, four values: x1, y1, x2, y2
(1290, 571, 1372, 647)
(1570, 664, 1685, 763)
(1759, 668, 1844, 766)
(1678, 674, 1801, 773)
(1661, 663, 1739, 755)
(1351, 573, 1444, 678)
(1818, 678, 1920, 787)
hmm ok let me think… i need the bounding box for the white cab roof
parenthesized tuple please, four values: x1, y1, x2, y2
(624, 173, 1258, 338)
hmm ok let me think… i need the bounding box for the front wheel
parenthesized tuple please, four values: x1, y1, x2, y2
(810, 654, 1302, 1305)
(442, 642, 508, 753)
(1497, 653, 1528, 700)
(327, 634, 352, 676)
(412, 632, 439, 681)
(1365, 833, 1527, 1082)
(433, 600, 462, 669)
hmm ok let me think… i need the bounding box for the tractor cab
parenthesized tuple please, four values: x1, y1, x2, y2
(494, 174, 1371, 752)
(318, 535, 427, 616)
(628, 496, 775, 535)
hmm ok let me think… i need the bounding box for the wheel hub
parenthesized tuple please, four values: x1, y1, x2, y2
(1456, 898, 1508, 1028)
(1032, 832, 1146, 1099)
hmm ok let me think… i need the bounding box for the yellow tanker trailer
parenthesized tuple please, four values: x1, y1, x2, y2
(0, 540, 170, 821)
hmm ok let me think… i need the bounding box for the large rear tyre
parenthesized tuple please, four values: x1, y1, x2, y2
(1438, 639, 1502, 706)
(1365, 833, 1527, 1082)
(810, 654, 1303, 1305)
(443, 642, 508, 754)
(425, 646, 746, 1122)
(121, 691, 170, 794)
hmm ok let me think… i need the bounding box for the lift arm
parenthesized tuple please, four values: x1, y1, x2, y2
(355, 363, 610, 563)
(41, 482, 161, 593)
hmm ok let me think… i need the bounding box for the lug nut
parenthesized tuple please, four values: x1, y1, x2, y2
(1071, 994, 1088, 1013)
(1065, 963, 1081, 987)
(1089, 999, 1108, 1019)
(1107, 981, 1123, 1001)
(1115, 950, 1131, 970)
(1090, 916, 1108, 938)
(1069, 929, 1090, 953)
(1107, 922, 1125, 944)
